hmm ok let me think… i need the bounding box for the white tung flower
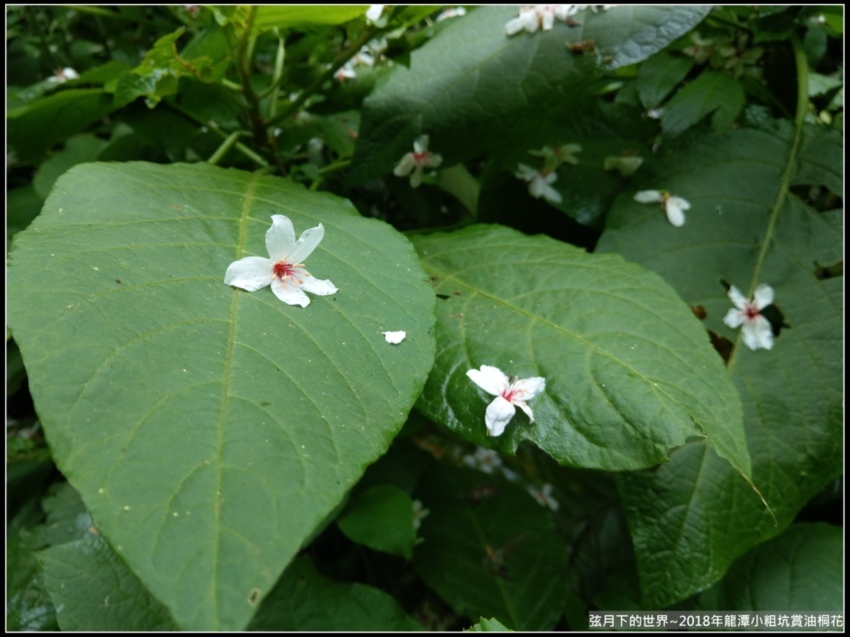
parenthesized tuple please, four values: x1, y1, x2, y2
(634, 189, 691, 227)
(224, 215, 337, 308)
(506, 5, 557, 35)
(528, 483, 560, 511)
(723, 284, 775, 351)
(393, 135, 443, 188)
(515, 164, 562, 204)
(412, 499, 430, 532)
(462, 447, 504, 474)
(365, 4, 384, 23)
(467, 365, 546, 437)
(382, 330, 406, 344)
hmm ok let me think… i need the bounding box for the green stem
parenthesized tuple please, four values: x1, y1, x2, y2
(266, 34, 286, 120)
(208, 131, 244, 166)
(316, 158, 351, 176)
(265, 24, 379, 128)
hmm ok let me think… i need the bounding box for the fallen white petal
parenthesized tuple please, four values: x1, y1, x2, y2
(382, 330, 406, 344)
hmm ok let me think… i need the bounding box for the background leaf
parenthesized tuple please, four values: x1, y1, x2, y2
(412, 464, 567, 631)
(412, 224, 749, 476)
(348, 5, 711, 185)
(337, 484, 417, 559)
(597, 126, 843, 607)
(39, 534, 178, 631)
(660, 71, 746, 137)
(7, 162, 436, 630)
(248, 555, 425, 631)
(697, 523, 843, 611)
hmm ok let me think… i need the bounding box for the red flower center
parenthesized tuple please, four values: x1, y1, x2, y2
(744, 303, 761, 321)
(273, 261, 300, 280)
(412, 151, 430, 165)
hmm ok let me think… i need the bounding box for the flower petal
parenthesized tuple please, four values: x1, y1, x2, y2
(467, 365, 508, 397)
(539, 181, 562, 204)
(413, 135, 429, 154)
(634, 190, 663, 203)
(409, 166, 424, 188)
(286, 223, 326, 264)
(511, 376, 546, 401)
(665, 198, 687, 227)
(271, 277, 311, 307)
(382, 330, 406, 344)
(515, 164, 537, 181)
(426, 152, 443, 169)
(515, 400, 535, 424)
(266, 215, 297, 261)
(753, 283, 774, 310)
(393, 153, 415, 177)
(484, 396, 516, 437)
(723, 307, 745, 328)
(727, 285, 748, 310)
(299, 272, 337, 296)
(743, 317, 774, 350)
(224, 256, 273, 291)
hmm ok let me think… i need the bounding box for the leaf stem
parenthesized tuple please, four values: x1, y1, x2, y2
(264, 24, 380, 129)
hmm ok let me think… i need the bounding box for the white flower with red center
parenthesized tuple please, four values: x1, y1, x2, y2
(515, 164, 562, 204)
(634, 189, 691, 227)
(723, 284, 775, 350)
(467, 365, 546, 437)
(393, 135, 443, 188)
(462, 447, 504, 474)
(224, 215, 337, 308)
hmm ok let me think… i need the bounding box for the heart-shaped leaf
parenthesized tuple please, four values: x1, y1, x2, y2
(6, 162, 436, 630)
(597, 126, 843, 606)
(348, 5, 711, 185)
(412, 224, 749, 477)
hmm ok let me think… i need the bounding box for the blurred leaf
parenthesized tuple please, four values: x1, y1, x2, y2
(661, 71, 745, 137)
(697, 523, 843, 611)
(7, 184, 44, 238)
(349, 5, 711, 184)
(7, 89, 116, 162)
(337, 484, 416, 559)
(33, 134, 108, 199)
(597, 127, 843, 607)
(7, 536, 59, 631)
(7, 162, 436, 630)
(465, 616, 514, 631)
(413, 464, 567, 631)
(252, 6, 369, 33)
(38, 534, 179, 631)
(412, 225, 750, 477)
(248, 555, 425, 631)
(794, 124, 842, 195)
(636, 52, 695, 109)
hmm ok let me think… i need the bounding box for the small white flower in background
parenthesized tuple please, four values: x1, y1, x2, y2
(515, 164, 562, 204)
(723, 284, 775, 351)
(365, 4, 384, 23)
(224, 215, 337, 308)
(393, 135, 443, 188)
(462, 447, 504, 474)
(412, 499, 430, 531)
(528, 143, 582, 166)
(467, 365, 546, 437)
(47, 67, 79, 84)
(646, 107, 665, 119)
(528, 483, 560, 511)
(436, 7, 467, 21)
(603, 155, 643, 178)
(634, 189, 691, 227)
(505, 5, 556, 35)
(382, 330, 406, 344)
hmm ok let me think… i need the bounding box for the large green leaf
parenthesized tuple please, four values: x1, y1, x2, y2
(697, 523, 843, 611)
(348, 5, 711, 185)
(6, 162, 436, 630)
(412, 225, 749, 476)
(412, 464, 567, 631)
(596, 127, 843, 606)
